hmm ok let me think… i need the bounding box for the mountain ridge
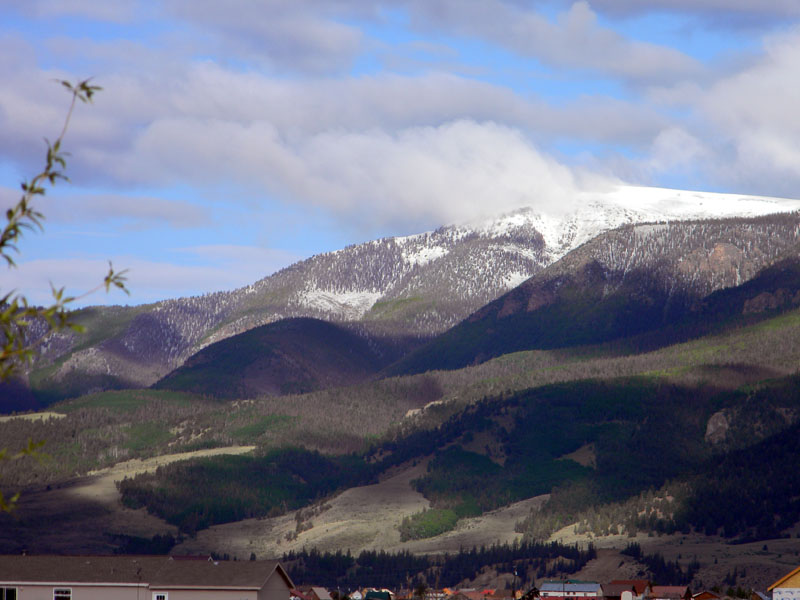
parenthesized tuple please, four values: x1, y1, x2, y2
(389, 213, 800, 375)
(12, 185, 800, 407)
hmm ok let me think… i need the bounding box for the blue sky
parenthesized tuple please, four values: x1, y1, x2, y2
(2, 0, 800, 306)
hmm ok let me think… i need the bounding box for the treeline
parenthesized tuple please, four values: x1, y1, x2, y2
(284, 541, 596, 589)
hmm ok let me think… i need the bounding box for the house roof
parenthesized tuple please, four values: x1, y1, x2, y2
(153, 559, 290, 589)
(311, 587, 333, 600)
(603, 584, 638, 597)
(541, 582, 602, 593)
(610, 581, 650, 595)
(0, 555, 293, 590)
(650, 586, 689, 599)
(770, 566, 800, 591)
(0, 556, 166, 584)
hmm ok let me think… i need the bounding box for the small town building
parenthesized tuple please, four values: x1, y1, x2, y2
(540, 582, 602, 598)
(295, 586, 333, 600)
(608, 580, 651, 600)
(603, 582, 639, 600)
(650, 586, 691, 600)
(769, 565, 800, 600)
(293, 589, 316, 600)
(0, 555, 293, 600)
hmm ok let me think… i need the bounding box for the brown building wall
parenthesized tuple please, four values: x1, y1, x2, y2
(12, 583, 146, 600)
(259, 571, 293, 600)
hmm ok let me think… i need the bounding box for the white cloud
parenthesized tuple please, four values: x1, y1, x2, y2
(164, 0, 365, 74)
(648, 127, 708, 175)
(583, 0, 800, 23)
(3, 0, 798, 247)
(0, 47, 636, 230)
(3, 0, 140, 22)
(405, 0, 703, 84)
(0, 187, 211, 230)
(100, 116, 611, 230)
(654, 27, 800, 197)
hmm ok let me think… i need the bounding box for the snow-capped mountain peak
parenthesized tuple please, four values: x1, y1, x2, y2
(30, 185, 800, 399)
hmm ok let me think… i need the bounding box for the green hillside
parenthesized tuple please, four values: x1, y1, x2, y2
(155, 317, 402, 398)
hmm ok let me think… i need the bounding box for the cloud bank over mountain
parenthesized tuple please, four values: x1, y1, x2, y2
(1, 1, 799, 304)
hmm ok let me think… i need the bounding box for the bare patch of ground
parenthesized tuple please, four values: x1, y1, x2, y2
(176, 460, 548, 560)
(177, 459, 431, 559)
(0, 411, 66, 423)
(559, 443, 596, 468)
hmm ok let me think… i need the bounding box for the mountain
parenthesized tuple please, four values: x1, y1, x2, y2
(389, 213, 800, 375)
(8, 245, 800, 582)
(15, 185, 800, 407)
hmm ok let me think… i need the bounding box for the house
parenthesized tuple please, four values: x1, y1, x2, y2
(692, 592, 721, 600)
(447, 590, 486, 600)
(296, 586, 333, 600)
(769, 565, 800, 600)
(293, 589, 317, 600)
(0, 555, 293, 600)
(603, 582, 640, 600)
(539, 582, 602, 598)
(650, 586, 691, 600)
(609, 581, 651, 600)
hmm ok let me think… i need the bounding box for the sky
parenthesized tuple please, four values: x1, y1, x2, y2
(1, 0, 800, 306)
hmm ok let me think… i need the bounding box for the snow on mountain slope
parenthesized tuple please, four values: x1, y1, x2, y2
(469, 185, 800, 265)
(154, 185, 800, 345)
(24, 185, 800, 400)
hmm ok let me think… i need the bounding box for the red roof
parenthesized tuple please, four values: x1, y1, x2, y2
(610, 581, 650, 596)
(650, 586, 690, 600)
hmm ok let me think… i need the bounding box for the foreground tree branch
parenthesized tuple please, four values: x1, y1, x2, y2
(0, 78, 129, 512)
